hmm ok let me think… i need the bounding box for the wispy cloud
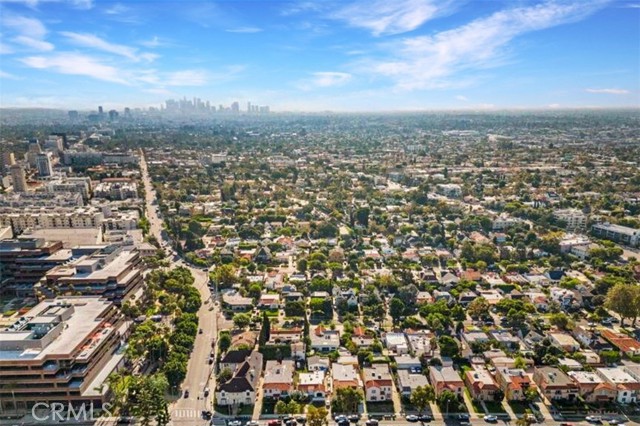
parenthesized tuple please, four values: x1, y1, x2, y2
(3, 14, 54, 51)
(0, 0, 93, 9)
(225, 26, 263, 33)
(585, 88, 630, 95)
(139, 36, 171, 48)
(103, 3, 129, 15)
(364, 1, 608, 90)
(455, 95, 468, 101)
(298, 72, 352, 90)
(0, 70, 22, 79)
(59, 32, 157, 62)
(12, 35, 54, 51)
(164, 70, 209, 86)
(20, 52, 128, 84)
(332, 0, 456, 36)
(280, 1, 325, 17)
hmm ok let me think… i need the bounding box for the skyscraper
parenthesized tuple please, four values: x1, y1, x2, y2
(36, 152, 54, 177)
(10, 164, 27, 193)
(231, 101, 239, 113)
(0, 149, 15, 174)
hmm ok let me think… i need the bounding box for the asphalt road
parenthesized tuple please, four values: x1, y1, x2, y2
(139, 150, 220, 426)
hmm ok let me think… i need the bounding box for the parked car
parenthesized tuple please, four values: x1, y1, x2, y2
(405, 415, 419, 422)
(183, 389, 189, 398)
(484, 415, 498, 422)
(586, 416, 602, 423)
(418, 414, 433, 422)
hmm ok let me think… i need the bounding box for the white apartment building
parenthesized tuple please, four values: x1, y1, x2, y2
(553, 208, 587, 230)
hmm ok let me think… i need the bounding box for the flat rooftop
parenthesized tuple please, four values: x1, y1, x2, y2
(0, 297, 113, 361)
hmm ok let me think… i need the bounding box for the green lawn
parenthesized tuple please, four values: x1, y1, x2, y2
(509, 401, 529, 415)
(484, 401, 507, 414)
(366, 401, 395, 414)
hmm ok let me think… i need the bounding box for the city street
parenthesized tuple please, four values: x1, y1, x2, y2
(139, 150, 220, 426)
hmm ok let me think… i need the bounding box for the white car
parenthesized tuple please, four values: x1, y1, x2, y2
(484, 415, 498, 422)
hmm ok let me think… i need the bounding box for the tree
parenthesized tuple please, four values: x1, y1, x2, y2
(275, 400, 288, 415)
(355, 207, 370, 228)
(285, 301, 306, 317)
(410, 385, 436, 414)
(438, 336, 460, 358)
(397, 284, 419, 306)
(259, 312, 270, 347)
(211, 264, 237, 289)
(334, 387, 363, 414)
(494, 389, 505, 403)
(467, 297, 490, 319)
(218, 331, 231, 353)
(605, 283, 640, 326)
(297, 258, 308, 273)
(307, 405, 329, 426)
(389, 297, 406, 324)
(233, 313, 251, 329)
(218, 367, 233, 383)
(549, 312, 572, 330)
(437, 389, 458, 416)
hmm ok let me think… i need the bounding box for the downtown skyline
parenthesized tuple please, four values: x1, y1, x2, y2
(0, 0, 639, 112)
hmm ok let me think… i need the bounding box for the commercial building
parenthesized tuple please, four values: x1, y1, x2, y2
(43, 246, 143, 304)
(0, 238, 71, 297)
(36, 153, 54, 177)
(0, 297, 126, 411)
(592, 223, 640, 247)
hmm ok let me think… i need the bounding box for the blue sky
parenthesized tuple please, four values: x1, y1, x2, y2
(0, 0, 638, 111)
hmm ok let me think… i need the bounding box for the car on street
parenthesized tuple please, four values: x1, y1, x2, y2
(586, 416, 602, 423)
(365, 420, 378, 426)
(348, 415, 360, 423)
(405, 415, 419, 422)
(267, 421, 281, 426)
(457, 414, 470, 421)
(418, 414, 433, 422)
(246, 422, 259, 426)
(484, 415, 498, 422)
(183, 389, 189, 398)
(228, 421, 242, 426)
(296, 417, 306, 424)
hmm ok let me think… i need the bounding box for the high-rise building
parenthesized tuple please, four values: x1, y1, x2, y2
(0, 150, 15, 174)
(68, 110, 79, 120)
(108, 109, 119, 121)
(10, 164, 27, 193)
(247, 101, 252, 113)
(98, 105, 104, 115)
(231, 101, 239, 113)
(36, 152, 54, 177)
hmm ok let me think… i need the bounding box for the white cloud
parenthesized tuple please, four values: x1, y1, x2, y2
(139, 36, 169, 48)
(364, 1, 608, 90)
(295, 72, 353, 91)
(20, 52, 129, 84)
(12, 35, 54, 51)
(455, 95, 468, 101)
(0, 0, 93, 9)
(0, 70, 21, 79)
(310, 72, 352, 88)
(332, 0, 456, 36)
(226, 27, 263, 33)
(3, 15, 47, 38)
(104, 3, 129, 15)
(59, 32, 156, 62)
(585, 88, 630, 95)
(0, 42, 15, 55)
(3, 14, 54, 51)
(548, 103, 561, 108)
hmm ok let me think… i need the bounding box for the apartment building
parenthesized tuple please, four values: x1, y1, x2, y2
(0, 238, 71, 297)
(567, 371, 616, 404)
(464, 367, 500, 402)
(596, 367, 640, 404)
(93, 181, 138, 201)
(0, 297, 126, 411)
(553, 208, 587, 230)
(592, 223, 640, 247)
(495, 368, 534, 401)
(0, 207, 104, 233)
(533, 367, 578, 402)
(363, 364, 393, 402)
(263, 360, 295, 399)
(429, 366, 464, 397)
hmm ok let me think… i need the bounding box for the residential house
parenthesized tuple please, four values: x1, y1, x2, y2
(332, 363, 362, 390)
(567, 371, 617, 404)
(533, 367, 579, 401)
(394, 355, 422, 371)
(363, 364, 394, 402)
(596, 367, 640, 404)
(384, 332, 409, 354)
(429, 366, 464, 397)
(495, 368, 534, 401)
(220, 349, 253, 372)
(216, 351, 263, 406)
(263, 360, 295, 399)
(308, 355, 330, 372)
(601, 330, 640, 357)
(397, 370, 430, 398)
(311, 325, 340, 353)
(464, 367, 500, 402)
(298, 371, 326, 402)
(549, 332, 581, 353)
(490, 330, 520, 351)
(222, 291, 253, 311)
